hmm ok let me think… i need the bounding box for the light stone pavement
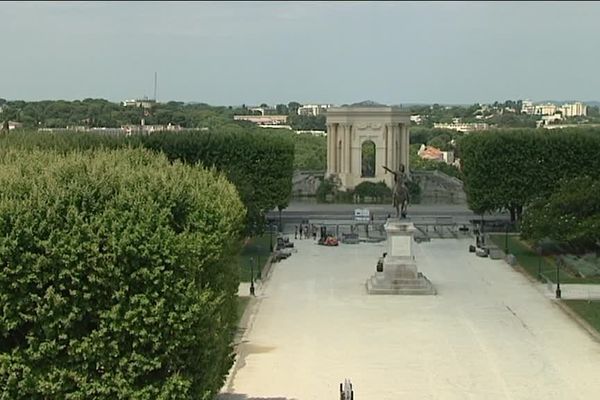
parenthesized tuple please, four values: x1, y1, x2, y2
(223, 238, 600, 400)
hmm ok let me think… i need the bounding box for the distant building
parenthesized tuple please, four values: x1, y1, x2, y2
(521, 100, 587, 117)
(560, 102, 587, 117)
(521, 100, 535, 114)
(410, 115, 423, 124)
(297, 104, 332, 116)
(122, 122, 182, 135)
(540, 113, 563, 127)
(233, 115, 288, 125)
(418, 144, 454, 164)
(3, 121, 23, 130)
(295, 129, 326, 136)
(433, 122, 489, 132)
(122, 98, 157, 109)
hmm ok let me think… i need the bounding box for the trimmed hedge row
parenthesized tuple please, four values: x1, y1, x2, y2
(0, 129, 295, 233)
(459, 128, 600, 219)
(0, 148, 245, 399)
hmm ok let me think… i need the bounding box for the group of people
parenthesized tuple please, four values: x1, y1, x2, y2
(294, 224, 325, 240)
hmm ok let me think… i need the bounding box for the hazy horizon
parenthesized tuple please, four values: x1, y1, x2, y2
(2, 1, 600, 105)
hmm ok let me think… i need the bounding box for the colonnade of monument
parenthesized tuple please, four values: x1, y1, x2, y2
(325, 106, 411, 191)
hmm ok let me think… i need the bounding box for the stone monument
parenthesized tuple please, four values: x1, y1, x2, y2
(325, 103, 411, 192)
(366, 218, 436, 295)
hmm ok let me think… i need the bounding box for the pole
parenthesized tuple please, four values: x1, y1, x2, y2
(555, 258, 561, 299)
(537, 249, 542, 280)
(270, 224, 274, 252)
(504, 223, 509, 254)
(250, 257, 255, 296)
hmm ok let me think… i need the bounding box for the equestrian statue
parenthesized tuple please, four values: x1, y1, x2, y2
(382, 164, 410, 219)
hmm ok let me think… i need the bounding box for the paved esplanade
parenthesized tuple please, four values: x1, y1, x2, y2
(222, 239, 600, 400)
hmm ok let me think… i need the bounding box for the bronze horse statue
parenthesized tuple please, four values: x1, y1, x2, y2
(383, 165, 410, 218)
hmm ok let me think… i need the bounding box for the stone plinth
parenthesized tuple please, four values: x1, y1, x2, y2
(366, 218, 436, 295)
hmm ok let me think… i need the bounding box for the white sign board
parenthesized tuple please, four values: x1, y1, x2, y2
(391, 235, 411, 257)
(354, 208, 370, 222)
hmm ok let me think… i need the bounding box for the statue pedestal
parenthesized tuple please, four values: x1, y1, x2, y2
(366, 218, 436, 295)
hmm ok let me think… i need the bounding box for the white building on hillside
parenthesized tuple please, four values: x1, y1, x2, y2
(297, 104, 333, 116)
(560, 102, 587, 117)
(122, 98, 156, 109)
(521, 100, 587, 117)
(433, 122, 489, 132)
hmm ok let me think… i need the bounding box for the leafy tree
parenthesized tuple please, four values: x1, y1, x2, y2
(287, 101, 302, 115)
(428, 134, 452, 151)
(521, 176, 600, 251)
(275, 104, 289, 115)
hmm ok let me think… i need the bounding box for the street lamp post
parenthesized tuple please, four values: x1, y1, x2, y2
(249, 257, 255, 296)
(269, 224, 274, 252)
(555, 258, 562, 299)
(504, 223, 509, 255)
(536, 246, 542, 280)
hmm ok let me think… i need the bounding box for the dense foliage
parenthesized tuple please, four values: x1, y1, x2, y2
(353, 181, 392, 203)
(0, 99, 256, 130)
(315, 177, 421, 204)
(521, 176, 600, 251)
(0, 130, 294, 233)
(0, 99, 327, 132)
(141, 130, 294, 231)
(287, 114, 326, 131)
(408, 101, 540, 128)
(291, 133, 326, 170)
(0, 148, 245, 399)
(409, 143, 463, 180)
(459, 128, 600, 220)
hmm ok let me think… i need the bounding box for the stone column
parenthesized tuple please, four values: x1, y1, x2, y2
(341, 124, 348, 174)
(329, 124, 335, 173)
(327, 124, 332, 173)
(392, 123, 400, 171)
(336, 126, 341, 173)
(385, 124, 391, 170)
(405, 124, 409, 170)
(347, 124, 352, 174)
(401, 124, 409, 174)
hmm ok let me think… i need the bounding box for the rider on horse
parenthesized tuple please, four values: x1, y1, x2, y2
(382, 164, 410, 218)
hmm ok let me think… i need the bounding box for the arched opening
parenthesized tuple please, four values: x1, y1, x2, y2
(361, 140, 376, 177)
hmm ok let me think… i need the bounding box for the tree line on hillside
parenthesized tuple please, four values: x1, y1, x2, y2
(8, 98, 599, 133)
(0, 99, 327, 131)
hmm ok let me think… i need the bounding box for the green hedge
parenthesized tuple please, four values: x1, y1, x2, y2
(0, 130, 294, 234)
(0, 148, 245, 399)
(459, 128, 600, 219)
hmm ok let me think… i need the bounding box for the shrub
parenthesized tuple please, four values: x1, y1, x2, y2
(0, 148, 245, 399)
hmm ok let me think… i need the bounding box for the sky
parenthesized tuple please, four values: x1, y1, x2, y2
(1, 1, 600, 106)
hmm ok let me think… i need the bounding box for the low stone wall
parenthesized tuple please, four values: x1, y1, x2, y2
(412, 170, 466, 205)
